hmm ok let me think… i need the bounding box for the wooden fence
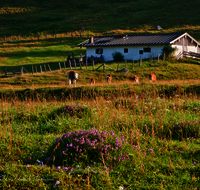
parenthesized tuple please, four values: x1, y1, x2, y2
(4, 54, 163, 77)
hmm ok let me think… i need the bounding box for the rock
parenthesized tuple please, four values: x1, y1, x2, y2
(120, 68, 128, 74)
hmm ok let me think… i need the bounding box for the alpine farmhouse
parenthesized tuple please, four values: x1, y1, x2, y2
(77, 33, 200, 62)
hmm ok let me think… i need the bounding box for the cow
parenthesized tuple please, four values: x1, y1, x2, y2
(90, 78, 95, 85)
(149, 74, 156, 82)
(130, 76, 139, 84)
(67, 71, 78, 87)
(105, 74, 112, 84)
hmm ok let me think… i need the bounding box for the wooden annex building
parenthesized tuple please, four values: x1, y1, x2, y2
(77, 33, 200, 62)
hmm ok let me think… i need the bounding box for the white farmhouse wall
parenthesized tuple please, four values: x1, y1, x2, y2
(86, 45, 165, 62)
(172, 45, 182, 56)
(172, 45, 198, 56)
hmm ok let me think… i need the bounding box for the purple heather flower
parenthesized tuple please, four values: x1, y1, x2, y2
(194, 162, 196, 165)
(149, 149, 153, 152)
(64, 167, 68, 170)
(42, 151, 45, 154)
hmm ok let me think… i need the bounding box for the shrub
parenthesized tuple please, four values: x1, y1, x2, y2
(112, 51, 124, 62)
(60, 104, 92, 118)
(161, 45, 177, 59)
(44, 129, 129, 168)
(171, 121, 200, 140)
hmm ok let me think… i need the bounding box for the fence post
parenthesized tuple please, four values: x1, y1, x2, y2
(92, 60, 94, 71)
(10, 36, 12, 41)
(18, 35, 20, 41)
(74, 59, 76, 69)
(35, 66, 37, 73)
(158, 54, 159, 63)
(103, 64, 105, 73)
(72, 53, 74, 66)
(40, 65, 42, 73)
(163, 53, 165, 61)
(140, 56, 142, 66)
(55, 34, 57, 39)
(86, 60, 87, 70)
(151, 55, 153, 65)
(44, 64, 47, 72)
(64, 62, 66, 69)
(48, 64, 51, 72)
(21, 67, 23, 75)
(45, 35, 47, 40)
(79, 61, 82, 69)
(69, 60, 72, 70)
(59, 62, 61, 70)
(117, 62, 119, 71)
(132, 59, 134, 69)
(31, 65, 34, 74)
(25, 35, 27, 41)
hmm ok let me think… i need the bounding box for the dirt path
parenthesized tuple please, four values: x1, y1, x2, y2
(0, 79, 199, 90)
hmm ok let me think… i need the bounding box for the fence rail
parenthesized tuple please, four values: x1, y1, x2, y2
(175, 51, 200, 60)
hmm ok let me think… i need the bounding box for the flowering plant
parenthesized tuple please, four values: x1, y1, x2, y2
(172, 121, 200, 140)
(60, 104, 92, 118)
(44, 129, 129, 168)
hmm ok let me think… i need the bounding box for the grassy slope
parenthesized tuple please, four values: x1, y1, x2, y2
(0, 0, 200, 38)
(0, 37, 199, 88)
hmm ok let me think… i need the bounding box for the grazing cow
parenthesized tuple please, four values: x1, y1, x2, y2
(67, 71, 78, 87)
(105, 74, 112, 84)
(90, 78, 95, 85)
(130, 76, 139, 84)
(149, 74, 156, 82)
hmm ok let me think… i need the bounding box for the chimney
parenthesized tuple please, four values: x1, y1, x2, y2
(89, 36, 94, 44)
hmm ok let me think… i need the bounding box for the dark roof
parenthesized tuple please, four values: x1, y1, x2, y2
(77, 33, 185, 47)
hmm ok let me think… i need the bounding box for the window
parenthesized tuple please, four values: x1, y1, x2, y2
(124, 48, 128, 53)
(143, 47, 151, 52)
(96, 48, 103, 54)
(139, 50, 143, 54)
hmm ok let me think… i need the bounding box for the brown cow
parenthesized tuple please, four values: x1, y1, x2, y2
(130, 76, 139, 84)
(90, 78, 95, 85)
(105, 74, 112, 84)
(149, 74, 156, 82)
(67, 71, 78, 87)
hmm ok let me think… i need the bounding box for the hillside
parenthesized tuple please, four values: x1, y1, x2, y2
(0, 0, 200, 38)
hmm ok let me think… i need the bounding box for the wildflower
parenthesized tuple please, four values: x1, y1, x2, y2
(153, 172, 156, 174)
(59, 123, 61, 126)
(149, 149, 153, 152)
(194, 162, 196, 165)
(64, 167, 68, 170)
(57, 166, 61, 169)
(78, 174, 81, 177)
(42, 151, 45, 154)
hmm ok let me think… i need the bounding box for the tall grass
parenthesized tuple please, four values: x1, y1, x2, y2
(0, 83, 199, 189)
